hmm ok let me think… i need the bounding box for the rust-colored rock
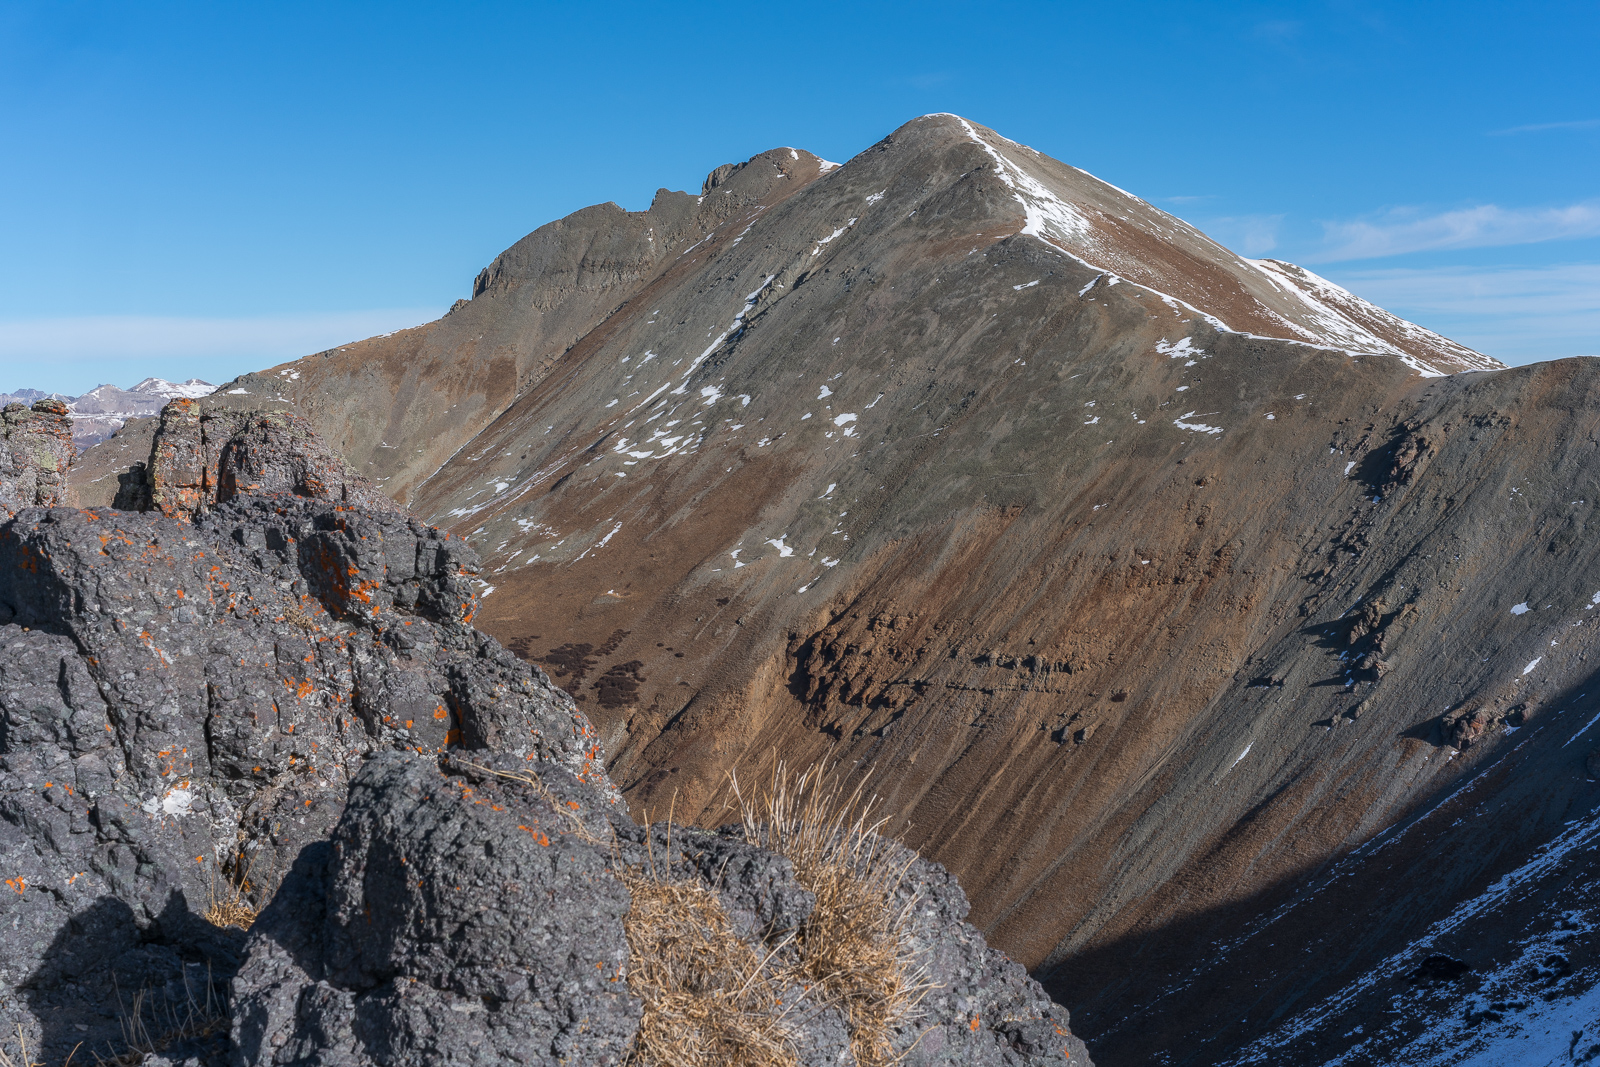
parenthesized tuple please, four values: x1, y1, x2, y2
(121, 399, 407, 520)
(0, 398, 77, 515)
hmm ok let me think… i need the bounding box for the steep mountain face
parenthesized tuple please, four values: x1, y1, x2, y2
(149, 152, 834, 507)
(74, 114, 1600, 1064)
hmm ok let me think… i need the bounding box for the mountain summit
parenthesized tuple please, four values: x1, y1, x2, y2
(78, 115, 1600, 1066)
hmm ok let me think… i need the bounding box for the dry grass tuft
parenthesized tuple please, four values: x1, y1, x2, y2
(203, 853, 261, 930)
(202, 894, 258, 930)
(731, 763, 927, 1067)
(621, 855, 799, 1067)
(91, 972, 230, 1067)
(454, 758, 925, 1065)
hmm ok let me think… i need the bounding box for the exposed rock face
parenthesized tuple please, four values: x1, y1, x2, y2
(97, 113, 1600, 1065)
(114, 400, 406, 520)
(0, 493, 601, 1063)
(231, 755, 641, 1067)
(0, 398, 77, 514)
(233, 751, 1090, 1067)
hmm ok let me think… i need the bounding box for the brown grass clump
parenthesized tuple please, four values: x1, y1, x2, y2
(202, 854, 260, 930)
(456, 758, 925, 1065)
(731, 764, 926, 1067)
(621, 856, 799, 1067)
(202, 893, 258, 930)
(457, 760, 800, 1065)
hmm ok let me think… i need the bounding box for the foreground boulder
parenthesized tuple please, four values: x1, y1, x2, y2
(232, 752, 1090, 1067)
(0, 404, 605, 1063)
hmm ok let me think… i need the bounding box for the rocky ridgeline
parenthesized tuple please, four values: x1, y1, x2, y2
(0, 402, 1091, 1067)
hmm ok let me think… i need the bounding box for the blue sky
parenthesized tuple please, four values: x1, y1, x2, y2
(3, 0, 1597, 395)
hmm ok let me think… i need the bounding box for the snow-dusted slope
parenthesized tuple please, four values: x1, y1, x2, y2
(945, 116, 1501, 377)
(1211, 745, 1600, 1067)
(125, 377, 216, 399)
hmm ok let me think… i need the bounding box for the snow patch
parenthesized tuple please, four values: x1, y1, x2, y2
(1156, 337, 1204, 360)
(1175, 412, 1225, 435)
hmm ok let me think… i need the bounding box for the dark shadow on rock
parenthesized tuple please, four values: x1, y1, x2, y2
(111, 463, 150, 511)
(23, 891, 243, 1066)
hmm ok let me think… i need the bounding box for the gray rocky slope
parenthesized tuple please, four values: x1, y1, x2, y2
(1, 406, 1090, 1066)
(65, 113, 1600, 1066)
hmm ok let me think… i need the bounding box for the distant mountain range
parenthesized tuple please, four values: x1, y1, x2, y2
(1, 377, 214, 446)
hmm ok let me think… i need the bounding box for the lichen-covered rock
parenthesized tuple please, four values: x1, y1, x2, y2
(120, 400, 403, 521)
(0, 398, 77, 515)
(892, 858, 1089, 1067)
(0, 497, 606, 1064)
(234, 752, 1092, 1067)
(231, 754, 640, 1067)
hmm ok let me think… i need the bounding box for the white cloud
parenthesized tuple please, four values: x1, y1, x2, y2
(1326, 264, 1600, 364)
(1488, 119, 1600, 136)
(1199, 213, 1284, 256)
(1314, 201, 1600, 261)
(0, 309, 440, 361)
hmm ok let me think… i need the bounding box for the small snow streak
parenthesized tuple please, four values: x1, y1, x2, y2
(1174, 412, 1225, 435)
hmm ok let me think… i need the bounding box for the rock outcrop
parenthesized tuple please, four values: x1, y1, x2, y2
(0, 493, 604, 1063)
(113, 400, 405, 520)
(1, 398, 76, 515)
(4, 408, 1092, 1066)
(232, 750, 1089, 1067)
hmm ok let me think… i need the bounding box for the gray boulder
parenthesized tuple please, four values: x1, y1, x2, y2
(0, 495, 597, 1065)
(232, 751, 1091, 1067)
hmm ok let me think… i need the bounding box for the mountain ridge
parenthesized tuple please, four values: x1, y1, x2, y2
(72, 114, 1600, 1066)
